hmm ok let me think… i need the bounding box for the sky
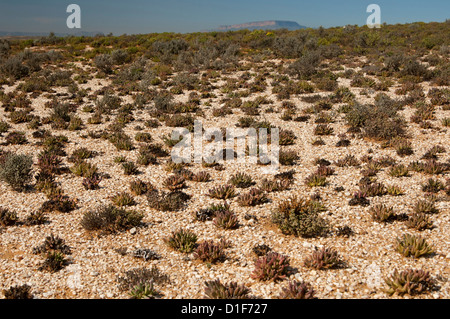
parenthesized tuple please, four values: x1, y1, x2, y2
(0, 0, 448, 35)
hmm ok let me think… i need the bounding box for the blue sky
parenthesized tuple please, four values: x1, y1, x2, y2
(0, 0, 448, 34)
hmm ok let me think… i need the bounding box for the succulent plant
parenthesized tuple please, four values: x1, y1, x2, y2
(251, 252, 290, 282)
(122, 161, 139, 175)
(213, 210, 239, 229)
(194, 240, 226, 263)
(422, 160, 447, 175)
(348, 191, 370, 206)
(228, 172, 255, 188)
(360, 181, 387, 197)
(164, 229, 198, 253)
(413, 199, 439, 214)
(208, 184, 236, 199)
(421, 178, 444, 193)
(278, 150, 299, 166)
(3, 284, 33, 299)
(37, 151, 62, 176)
(389, 164, 409, 177)
(0, 207, 18, 227)
(316, 165, 335, 177)
(23, 211, 48, 226)
(304, 173, 327, 187)
(252, 244, 272, 257)
(369, 204, 396, 223)
(335, 225, 354, 237)
(384, 269, 434, 296)
(129, 179, 152, 195)
(111, 192, 136, 207)
(236, 188, 268, 206)
(191, 171, 211, 182)
(335, 155, 360, 167)
(271, 196, 328, 238)
(70, 160, 98, 178)
(394, 139, 414, 157)
(303, 247, 343, 270)
(386, 185, 405, 196)
(260, 177, 291, 192)
(39, 191, 78, 213)
(162, 174, 185, 191)
(278, 129, 297, 145)
(128, 280, 160, 299)
(314, 124, 334, 136)
(204, 279, 250, 299)
(33, 233, 72, 255)
(132, 248, 161, 261)
(69, 147, 94, 162)
(405, 213, 434, 231)
(117, 266, 169, 293)
(278, 280, 316, 299)
(395, 234, 435, 258)
(82, 174, 101, 190)
(38, 251, 67, 272)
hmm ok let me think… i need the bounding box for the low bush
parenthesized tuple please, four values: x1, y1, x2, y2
(80, 205, 143, 233)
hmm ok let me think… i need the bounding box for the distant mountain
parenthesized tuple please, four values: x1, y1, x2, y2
(0, 31, 103, 38)
(211, 20, 307, 32)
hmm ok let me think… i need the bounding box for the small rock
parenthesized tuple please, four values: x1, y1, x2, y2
(294, 273, 303, 281)
(130, 227, 137, 235)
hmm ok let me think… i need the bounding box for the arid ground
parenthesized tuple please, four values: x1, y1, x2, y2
(0, 22, 449, 299)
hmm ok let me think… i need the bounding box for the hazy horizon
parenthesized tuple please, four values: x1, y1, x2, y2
(0, 0, 448, 35)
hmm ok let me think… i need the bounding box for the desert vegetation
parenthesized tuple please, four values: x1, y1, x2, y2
(0, 21, 449, 299)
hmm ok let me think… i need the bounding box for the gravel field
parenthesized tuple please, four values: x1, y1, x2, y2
(0, 35, 449, 300)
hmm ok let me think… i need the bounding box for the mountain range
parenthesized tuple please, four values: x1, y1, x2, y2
(0, 31, 103, 38)
(1, 20, 308, 38)
(213, 20, 307, 31)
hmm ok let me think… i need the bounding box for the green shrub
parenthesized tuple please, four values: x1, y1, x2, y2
(117, 266, 169, 294)
(80, 205, 143, 233)
(0, 153, 33, 191)
(146, 190, 190, 211)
